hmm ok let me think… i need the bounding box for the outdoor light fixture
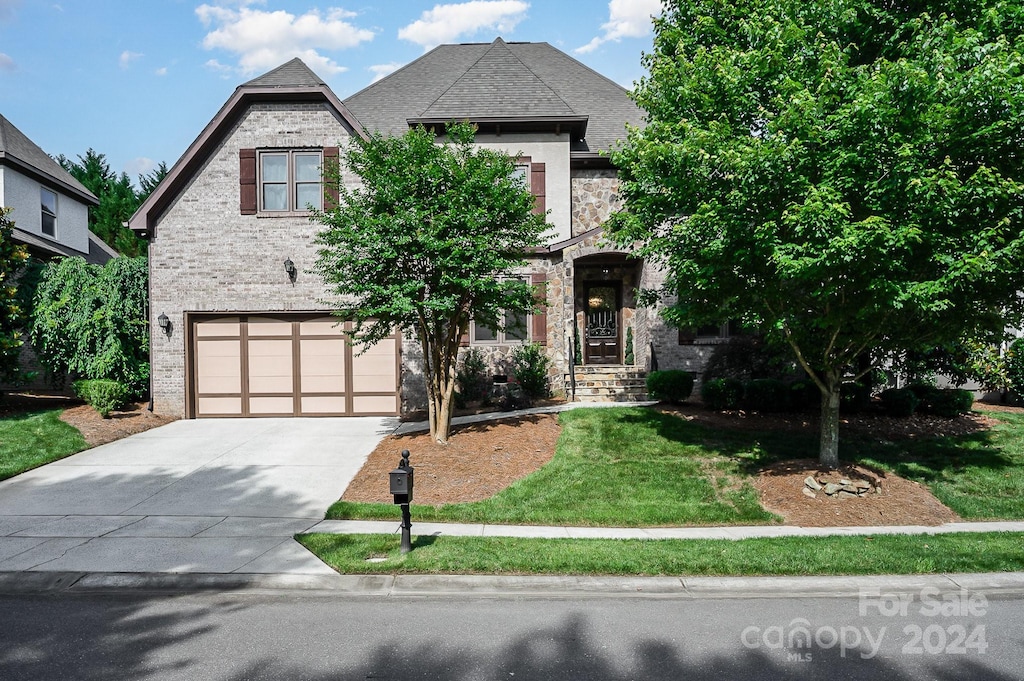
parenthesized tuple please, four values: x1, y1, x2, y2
(157, 313, 171, 335)
(284, 258, 296, 281)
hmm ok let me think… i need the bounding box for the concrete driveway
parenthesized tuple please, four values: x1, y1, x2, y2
(0, 417, 397, 575)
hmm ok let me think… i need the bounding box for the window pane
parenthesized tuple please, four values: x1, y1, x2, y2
(41, 212, 56, 236)
(294, 154, 321, 182)
(296, 183, 322, 210)
(41, 188, 57, 214)
(263, 184, 287, 211)
(473, 321, 496, 342)
(696, 324, 721, 338)
(513, 164, 529, 187)
(505, 311, 527, 342)
(261, 154, 287, 182)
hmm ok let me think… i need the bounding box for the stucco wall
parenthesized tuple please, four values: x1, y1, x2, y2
(0, 166, 91, 254)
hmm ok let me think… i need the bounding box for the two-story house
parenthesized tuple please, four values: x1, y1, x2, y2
(0, 114, 116, 265)
(131, 38, 723, 419)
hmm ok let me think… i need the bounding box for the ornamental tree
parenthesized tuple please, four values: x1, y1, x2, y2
(313, 122, 547, 443)
(610, 1, 1024, 467)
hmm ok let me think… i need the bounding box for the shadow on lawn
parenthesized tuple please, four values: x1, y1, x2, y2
(608, 405, 1017, 483)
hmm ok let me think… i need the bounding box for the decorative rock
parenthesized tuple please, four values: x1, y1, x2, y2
(838, 490, 858, 499)
(853, 480, 872, 490)
(804, 476, 823, 491)
(823, 483, 842, 495)
(802, 487, 817, 499)
(839, 478, 852, 486)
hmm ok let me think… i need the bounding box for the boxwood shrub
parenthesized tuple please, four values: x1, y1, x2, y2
(646, 370, 695, 404)
(701, 377, 744, 410)
(928, 388, 975, 417)
(879, 387, 919, 417)
(744, 378, 790, 412)
(73, 378, 129, 418)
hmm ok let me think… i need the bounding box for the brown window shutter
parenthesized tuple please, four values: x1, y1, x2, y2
(530, 162, 546, 215)
(323, 146, 340, 209)
(460, 331, 470, 347)
(239, 148, 256, 215)
(531, 272, 547, 345)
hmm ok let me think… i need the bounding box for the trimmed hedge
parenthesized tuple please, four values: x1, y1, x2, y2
(73, 378, 129, 418)
(744, 378, 790, 412)
(879, 387, 919, 417)
(701, 377, 744, 410)
(646, 370, 695, 404)
(928, 388, 975, 417)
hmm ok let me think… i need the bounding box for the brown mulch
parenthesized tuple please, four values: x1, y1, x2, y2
(342, 414, 562, 505)
(59, 401, 177, 446)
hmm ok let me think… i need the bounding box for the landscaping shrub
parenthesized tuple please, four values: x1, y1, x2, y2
(928, 388, 975, 418)
(73, 378, 128, 418)
(879, 387, 919, 417)
(701, 377, 744, 410)
(841, 381, 872, 414)
(701, 336, 795, 382)
(907, 382, 941, 412)
(510, 342, 551, 399)
(646, 370, 695, 404)
(1007, 338, 1024, 395)
(455, 348, 490, 408)
(788, 379, 820, 412)
(743, 378, 790, 412)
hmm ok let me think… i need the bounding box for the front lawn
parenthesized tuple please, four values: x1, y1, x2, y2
(327, 407, 779, 526)
(297, 531, 1024, 576)
(0, 408, 88, 481)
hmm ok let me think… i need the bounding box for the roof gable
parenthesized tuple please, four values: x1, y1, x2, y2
(242, 57, 327, 88)
(0, 114, 98, 205)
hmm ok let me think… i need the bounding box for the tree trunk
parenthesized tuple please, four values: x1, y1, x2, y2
(819, 374, 841, 469)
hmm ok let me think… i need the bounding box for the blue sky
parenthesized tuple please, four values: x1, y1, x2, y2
(0, 0, 660, 182)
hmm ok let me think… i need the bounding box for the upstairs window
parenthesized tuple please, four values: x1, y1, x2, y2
(259, 150, 322, 213)
(40, 188, 57, 236)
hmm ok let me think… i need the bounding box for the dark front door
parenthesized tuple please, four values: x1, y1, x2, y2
(585, 283, 620, 364)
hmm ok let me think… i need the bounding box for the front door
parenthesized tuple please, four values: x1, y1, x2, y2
(585, 283, 620, 364)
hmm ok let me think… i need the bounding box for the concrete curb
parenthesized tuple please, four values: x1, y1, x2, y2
(2, 570, 1022, 599)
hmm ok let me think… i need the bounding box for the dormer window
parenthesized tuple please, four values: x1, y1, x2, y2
(40, 188, 57, 236)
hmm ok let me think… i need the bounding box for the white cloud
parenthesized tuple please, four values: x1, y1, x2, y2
(368, 61, 402, 83)
(398, 1, 529, 51)
(0, 53, 14, 71)
(125, 157, 157, 177)
(196, 3, 374, 76)
(575, 0, 662, 54)
(155, 66, 168, 76)
(119, 50, 143, 69)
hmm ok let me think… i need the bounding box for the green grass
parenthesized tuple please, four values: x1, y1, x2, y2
(0, 408, 89, 481)
(856, 409, 1024, 519)
(297, 531, 1024, 576)
(327, 407, 779, 526)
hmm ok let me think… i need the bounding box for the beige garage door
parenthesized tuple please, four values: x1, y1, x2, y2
(191, 315, 399, 417)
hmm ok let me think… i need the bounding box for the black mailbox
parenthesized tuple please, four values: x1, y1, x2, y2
(389, 449, 414, 505)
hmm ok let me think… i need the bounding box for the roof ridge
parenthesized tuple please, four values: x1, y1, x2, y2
(415, 38, 504, 118)
(241, 57, 326, 89)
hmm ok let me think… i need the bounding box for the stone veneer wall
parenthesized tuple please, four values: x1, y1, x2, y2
(571, 169, 623, 237)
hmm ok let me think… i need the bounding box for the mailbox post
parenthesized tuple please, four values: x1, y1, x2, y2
(389, 449, 414, 554)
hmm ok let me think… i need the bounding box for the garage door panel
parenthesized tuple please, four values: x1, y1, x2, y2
(301, 396, 346, 414)
(249, 396, 295, 415)
(197, 397, 243, 415)
(193, 316, 398, 417)
(353, 395, 398, 414)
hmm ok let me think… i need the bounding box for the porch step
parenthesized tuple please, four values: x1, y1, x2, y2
(566, 366, 649, 403)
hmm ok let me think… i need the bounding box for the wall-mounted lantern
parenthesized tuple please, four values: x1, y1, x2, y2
(284, 258, 297, 282)
(157, 313, 171, 336)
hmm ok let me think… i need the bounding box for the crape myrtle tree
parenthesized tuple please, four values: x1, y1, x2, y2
(609, 1, 1024, 467)
(313, 122, 548, 444)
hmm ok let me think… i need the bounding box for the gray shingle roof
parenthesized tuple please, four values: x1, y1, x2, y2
(345, 38, 644, 153)
(242, 57, 327, 88)
(0, 114, 98, 204)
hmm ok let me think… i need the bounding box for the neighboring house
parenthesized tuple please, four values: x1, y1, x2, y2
(0, 114, 117, 265)
(1, 114, 118, 389)
(131, 38, 727, 419)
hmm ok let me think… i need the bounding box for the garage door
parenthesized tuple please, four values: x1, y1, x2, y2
(191, 315, 399, 417)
